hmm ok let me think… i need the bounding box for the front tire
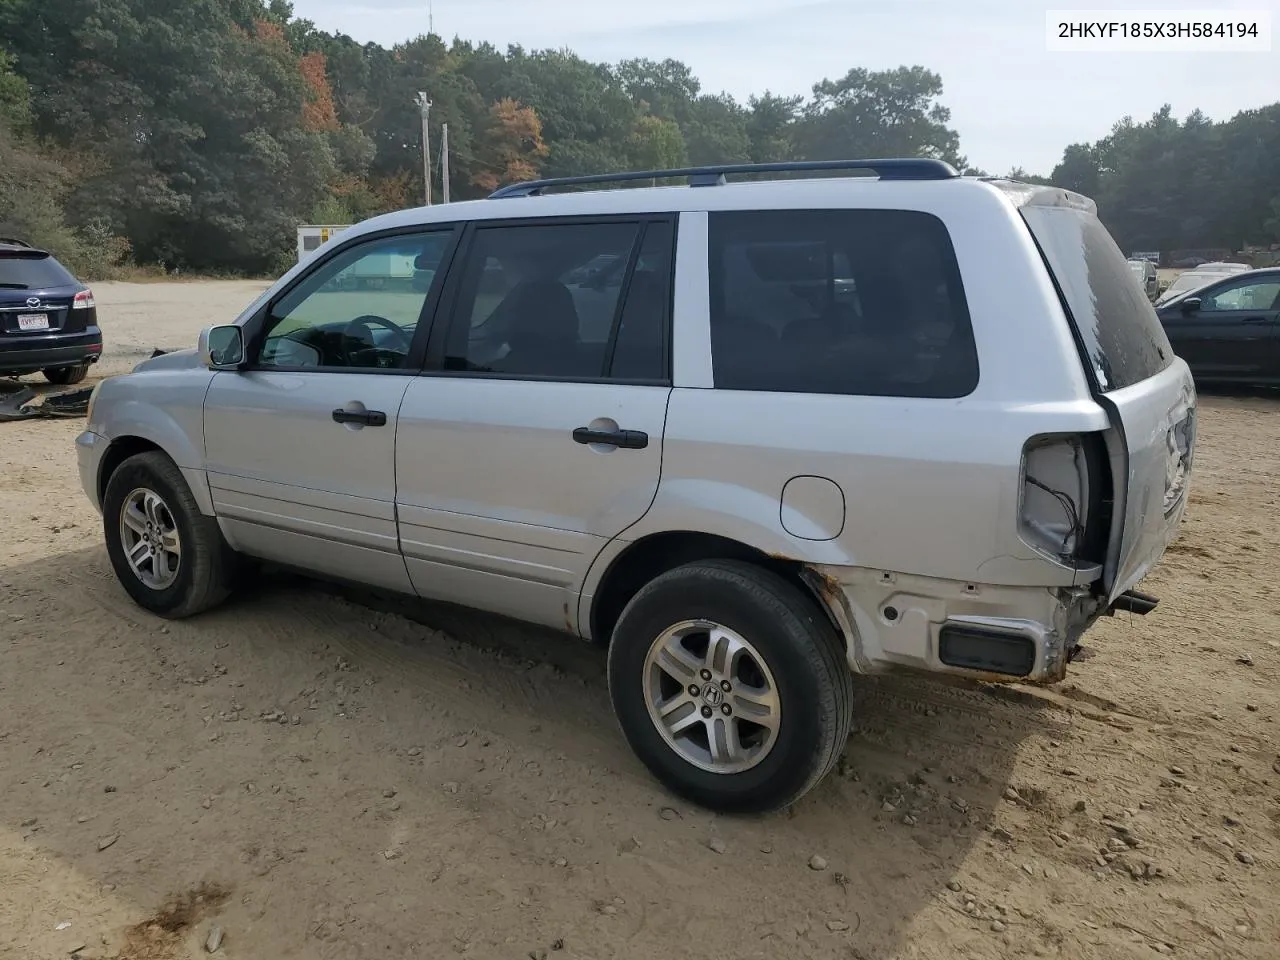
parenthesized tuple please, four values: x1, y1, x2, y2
(43, 363, 89, 385)
(102, 451, 236, 619)
(607, 560, 853, 813)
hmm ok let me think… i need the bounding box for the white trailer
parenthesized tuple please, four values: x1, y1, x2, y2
(296, 224, 351, 262)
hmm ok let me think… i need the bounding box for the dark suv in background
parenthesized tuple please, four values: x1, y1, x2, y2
(0, 239, 102, 384)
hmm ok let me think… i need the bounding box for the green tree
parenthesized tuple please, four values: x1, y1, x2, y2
(625, 115, 688, 171)
(1041, 105, 1273, 252)
(745, 93, 800, 163)
(794, 66, 964, 168)
(8, 0, 1275, 273)
(488, 48, 638, 177)
(614, 57, 699, 123)
(1049, 144, 1101, 196)
(0, 50, 31, 130)
(3, 0, 338, 271)
(682, 94, 751, 166)
(0, 46, 127, 274)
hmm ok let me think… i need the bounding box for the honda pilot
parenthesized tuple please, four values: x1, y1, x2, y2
(76, 160, 1195, 811)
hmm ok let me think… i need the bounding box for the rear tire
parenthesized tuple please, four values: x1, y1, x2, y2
(43, 363, 89, 385)
(607, 560, 853, 813)
(102, 451, 237, 619)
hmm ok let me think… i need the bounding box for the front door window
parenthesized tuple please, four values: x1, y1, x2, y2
(257, 231, 453, 370)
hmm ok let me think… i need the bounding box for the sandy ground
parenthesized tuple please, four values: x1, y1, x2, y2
(1, 282, 1278, 960)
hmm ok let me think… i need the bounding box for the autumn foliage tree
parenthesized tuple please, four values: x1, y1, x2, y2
(299, 51, 340, 133)
(471, 98, 549, 191)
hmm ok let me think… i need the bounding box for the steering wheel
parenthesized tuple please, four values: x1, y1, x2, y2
(340, 314, 412, 366)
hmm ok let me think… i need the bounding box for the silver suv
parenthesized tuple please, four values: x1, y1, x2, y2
(76, 159, 1196, 812)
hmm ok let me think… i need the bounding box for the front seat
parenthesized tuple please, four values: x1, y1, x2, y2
(492, 279, 586, 377)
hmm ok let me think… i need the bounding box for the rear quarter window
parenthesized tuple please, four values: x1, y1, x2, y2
(0, 252, 77, 288)
(1021, 207, 1173, 392)
(708, 209, 979, 398)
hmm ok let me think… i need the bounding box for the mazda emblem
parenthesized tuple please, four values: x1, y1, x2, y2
(25, 296, 40, 308)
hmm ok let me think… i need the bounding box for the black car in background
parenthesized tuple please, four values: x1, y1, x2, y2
(0, 239, 103, 384)
(1156, 267, 1280, 387)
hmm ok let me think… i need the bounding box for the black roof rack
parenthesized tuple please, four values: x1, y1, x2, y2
(487, 158, 959, 199)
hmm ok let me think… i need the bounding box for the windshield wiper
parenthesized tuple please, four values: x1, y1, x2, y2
(0, 283, 31, 289)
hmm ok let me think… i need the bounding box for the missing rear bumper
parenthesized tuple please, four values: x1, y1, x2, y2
(803, 565, 1104, 685)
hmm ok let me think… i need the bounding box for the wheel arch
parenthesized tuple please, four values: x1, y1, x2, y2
(98, 433, 215, 517)
(584, 530, 844, 649)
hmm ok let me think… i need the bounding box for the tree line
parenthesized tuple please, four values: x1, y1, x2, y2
(1044, 105, 1280, 262)
(2, 0, 1277, 277)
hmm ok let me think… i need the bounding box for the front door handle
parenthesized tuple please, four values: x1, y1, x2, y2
(332, 408, 387, 427)
(1239, 315, 1268, 323)
(572, 426, 648, 449)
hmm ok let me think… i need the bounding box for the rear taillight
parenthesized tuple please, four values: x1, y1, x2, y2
(1018, 433, 1111, 569)
(72, 288, 95, 309)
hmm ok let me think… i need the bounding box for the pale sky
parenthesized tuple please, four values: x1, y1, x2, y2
(291, 0, 1279, 174)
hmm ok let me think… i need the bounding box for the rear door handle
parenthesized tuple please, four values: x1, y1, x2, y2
(332, 408, 387, 427)
(572, 426, 648, 449)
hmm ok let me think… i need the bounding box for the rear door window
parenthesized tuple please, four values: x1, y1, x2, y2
(1021, 206, 1173, 392)
(442, 219, 673, 382)
(707, 209, 978, 398)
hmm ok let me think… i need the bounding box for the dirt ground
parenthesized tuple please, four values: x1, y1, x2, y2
(1, 281, 1277, 960)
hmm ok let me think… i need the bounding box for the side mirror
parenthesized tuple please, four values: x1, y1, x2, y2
(198, 324, 245, 369)
(1180, 297, 1202, 314)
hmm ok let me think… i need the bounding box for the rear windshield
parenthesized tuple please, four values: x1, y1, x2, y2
(1022, 207, 1173, 392)
(1161, 272, 1214, 301)
(0, 252, 76, 289)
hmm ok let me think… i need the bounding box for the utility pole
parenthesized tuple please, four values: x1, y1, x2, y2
(440, 123, 451, 204)
(415, 91, 432, 206)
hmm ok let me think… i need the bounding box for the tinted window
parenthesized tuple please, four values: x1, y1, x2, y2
(445, 220, 670, 380)
(708, 210, 978, 397)
(608, 222, 673, 381)
(0, 253, 77, 288)
(1201, 277, 1280, 312)
(257, 231, 452, 370)
(1022, 206, 1173, 392)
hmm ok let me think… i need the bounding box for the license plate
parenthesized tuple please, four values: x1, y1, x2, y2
(17, 314, 50, 331)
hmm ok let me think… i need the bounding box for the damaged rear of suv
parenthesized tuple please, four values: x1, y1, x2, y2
(78, 160, 1193, 812)
(595, 169, 1194, 810)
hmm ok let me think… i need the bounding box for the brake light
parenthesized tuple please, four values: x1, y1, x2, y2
(72, 288, 95, 309)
